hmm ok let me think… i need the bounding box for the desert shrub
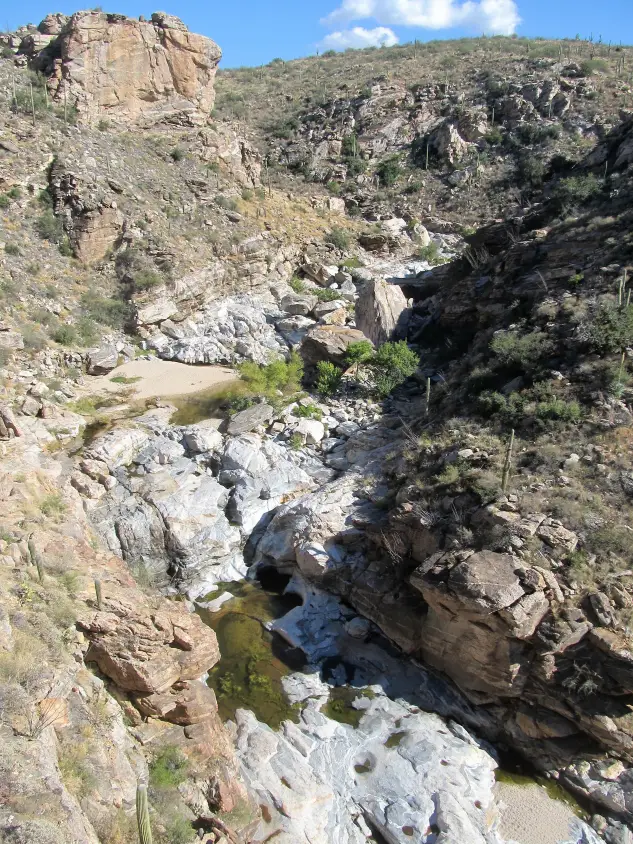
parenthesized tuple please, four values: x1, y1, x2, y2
(238, 351, 303, 396)
(81, 290, 130, 329)
(40, 493, 67, 517)
(316, 361, 343, 396)
(215, 194, 239, 211)
(490, 330, 553, 374)
(326, 180, 341, 195)
(580, 58, 609, 76)
(518, 154, 546, 186)
(5, 243, 20, 256)
(289, 432, 304, 450)
(371, 340, 419, 396)
(241, 188, 254, 201)
(587, 304, 633, 355)
(36, 210, 65, 243)
(345, 340, 374, 367)
(292, 403, 322, 420)
(22, 325, 47, 350)
(415, 241, 445, 265)
(76, 317, 100, 345)
(485, 126, 503, 145)
(515, 123, 560, 145)
(133, 269, 162, 292)
(149, 745, 189, 790)
(535, 398, 583, 422)
(289, 276, 306, 293)
(0, 194, 10, 209)
(377, 156, 402, 186)
(325, 227, 351, 251)
(552, 173, 601, 210)
(51, 324, 77, 346)
(170, 146, 185, 162)
(313, 287, 341, 302)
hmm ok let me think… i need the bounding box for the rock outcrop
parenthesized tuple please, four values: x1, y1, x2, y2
(355, 278, 410, 346)
(37, 11, 222, 125)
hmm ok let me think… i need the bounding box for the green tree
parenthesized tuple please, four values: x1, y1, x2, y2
(316, 361, 343, 396)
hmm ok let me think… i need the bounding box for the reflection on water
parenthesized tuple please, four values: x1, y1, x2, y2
(197, 578, 304, 729)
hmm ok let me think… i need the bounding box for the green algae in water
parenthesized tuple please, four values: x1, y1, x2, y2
(199, 581, 304, 730)
(325, 686, 374, 728)
(384, 730, 407, 748)
(169, 381, 247, 426)
(496, 769, 588, 819)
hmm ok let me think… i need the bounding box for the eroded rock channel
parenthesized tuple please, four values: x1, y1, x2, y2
(71, 291, 604, 842)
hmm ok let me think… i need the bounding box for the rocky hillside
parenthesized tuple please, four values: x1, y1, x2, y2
(218, 36, 633, 225)
(2, 11, 633, 844)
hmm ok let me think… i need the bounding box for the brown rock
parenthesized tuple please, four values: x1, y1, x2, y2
(79, 599, 220, 693)
(301, 325, 367, 367)
(134, 680, 218, 725)
(355, 278, 409, 346)
(71, 205, 123, 264)
(46, 11, 222, 125)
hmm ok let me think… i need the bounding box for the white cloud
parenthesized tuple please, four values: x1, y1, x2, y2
(319, 25, 400, 51)
(322, 0, 521, 35)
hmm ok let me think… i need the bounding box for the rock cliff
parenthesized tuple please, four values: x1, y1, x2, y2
(30, 11, 222, 125)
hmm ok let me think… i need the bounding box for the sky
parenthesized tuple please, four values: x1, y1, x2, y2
(5, 0, 633, 67)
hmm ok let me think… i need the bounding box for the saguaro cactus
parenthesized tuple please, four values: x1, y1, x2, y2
(501, 429, 515, 495)
(94, 578, 103, 611)
(136, 784, 153, 844)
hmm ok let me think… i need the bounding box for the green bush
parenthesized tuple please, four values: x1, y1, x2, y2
(325, 227, 351, 251)
(518, 155, 546, 187)
(133, 269, 162, 292)
(149, 745, 189, 790)
(51, 324, 78, 346)
(490, 330, 553, 374)
(515, 123, 560, 145)
(81, 291, 130, 329)
(415, 241, 445, 265)
(377, 156, 402, 186)
(485, 126, 503, 146)
(22, 325, 47, 350)
(215, 194, 239, 211)
(345, 340, 374, 367)
(292, 403, 322, 420)
(289, 276, 306, 293)
(238, 351, 304, 396)
(580, 58, 609, 76)
(316, 361, 343, 396)
(314, 288, 341, 302)
(587, 304, 633, 355)
(552, 173, 601, 210)
(371, 340, 419, 396)
(4, 243, 20, 256)
(76, 317, 99, 345)
(170, 146, 185, 162)
(326, 180, 341, 195)
(0, 194, 10, 209)
(36, 210, 65, 244)
(536, 398, 582, 423)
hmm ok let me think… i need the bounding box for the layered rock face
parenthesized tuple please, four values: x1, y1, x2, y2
(40, 11, 222, 125)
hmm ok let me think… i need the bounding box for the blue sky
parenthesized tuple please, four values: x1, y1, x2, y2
(5, 0, 633, 67)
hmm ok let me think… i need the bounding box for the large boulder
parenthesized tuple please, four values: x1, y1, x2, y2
(355, 278, 410, 346)
(41, 11, 222, 125)
(301, 325, 368, 367)
(410, 551, 550, 699)
(226, 403, 274, 435)
(86, 344, 119, 375)
(79, 598, 220, 693)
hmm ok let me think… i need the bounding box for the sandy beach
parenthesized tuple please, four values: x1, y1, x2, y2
(92, 359, 238, 400)
(496, 780, 581, 844)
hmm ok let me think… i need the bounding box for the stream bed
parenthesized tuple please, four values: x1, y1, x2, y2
(196, 573, 595, 844)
